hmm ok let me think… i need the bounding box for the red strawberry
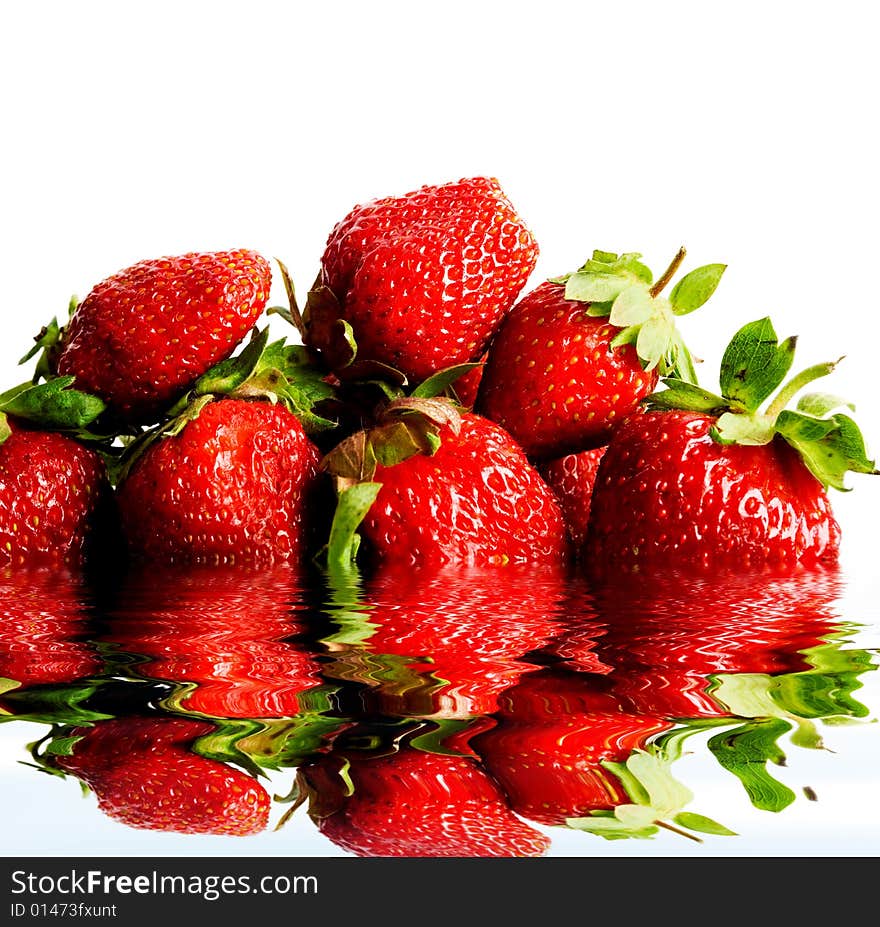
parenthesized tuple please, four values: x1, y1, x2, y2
(0, 420, 113, 566)
(0, 566, 101, 692)
(101, 563, 324, 719)
(116, 398, 322, 565)
(55, 717, 271, 836)
(322, 560, 566, 719)
(307, 177, 539, 383)
(300, 747, 550, 857)
(477, 249, 725, 458)
(538, 447, 607, 547)
(56, 249, 272, 422)
(325, 404, 570, 567)
(473, 671, 672, 825)
(586, 317, 877, 571)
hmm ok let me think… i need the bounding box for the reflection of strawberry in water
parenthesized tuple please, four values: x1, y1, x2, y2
(55, 717, 270, 835)
(322, 561, 566, 719)
(0, 567, 101, 694)
(473, 670, 672, 826)
(100, 564, 324, 719)
(299, 747, 549, 857)
(587, 565, 846, 719)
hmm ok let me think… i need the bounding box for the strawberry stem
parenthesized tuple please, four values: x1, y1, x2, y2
(650, 246, 687, 298)
(656, 819, 704, 843)
(764, 358, 842, 421)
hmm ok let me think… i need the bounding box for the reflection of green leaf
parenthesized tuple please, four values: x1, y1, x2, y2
(674, 812, 737, 836)
(0, 681, 113, 726)
(707, 719, 796, 812)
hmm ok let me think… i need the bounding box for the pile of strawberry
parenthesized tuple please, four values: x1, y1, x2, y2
(1, 176, 875, 573)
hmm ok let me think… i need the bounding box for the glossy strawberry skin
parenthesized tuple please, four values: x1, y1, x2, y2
(538, 447, 607, 547)
(0, 423, 113, 566)
(591, 564, 845, 719)
(323, 561, 565, 719)
(316, 177, 539, 383)
(55, 717, 270, 836)
(361, 413, 570, 566)
(477, 281, 656, 458)
(586, 409, 841, 571)
(57, 249, 272, 422)
(101, 563, 323, 719)
(301, 748, 550, 857)
(473, 672, 672, 825)
(0, 566, 101, 692)
(117, 399, 322, 565)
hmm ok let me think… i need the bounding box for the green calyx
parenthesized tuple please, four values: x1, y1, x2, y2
(552, 247, 726, 383)
(646, 316, 878, 490)
(319, 395, 464, 569)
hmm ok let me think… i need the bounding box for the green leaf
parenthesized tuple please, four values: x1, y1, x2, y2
(712, 411, 776, 446)
(567, 812, 659, 841)
(776, 410, 877, 490)
(646, 379, 726, 414)
(624, 750, 693, 816)
(636, 315, 675, 371)
(796, 393, 855, 418)
(194, 327, 270, 396)
(411, 363, 482, 399)
(719, 318, 796, 412)
(609, 284, 654, 328)
(707, 719, 797, 812)
(326, 482, 382, 569)
(0, 377, 106, 431)
(669, 263, 726, 315)
(20, 316, 62, 366)
(565, 272, 631, 304)
(673, 812, 737, 837)
(0, 413, 10, 447)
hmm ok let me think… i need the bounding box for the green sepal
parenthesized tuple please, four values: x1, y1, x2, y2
(0, 377, 106, 434)
(644, 380, 726, 415)
(411, 362, 482, 400)
(719, 317, 797, 412)
(19, 315, 62, 368)
(325, 482, 383, 570)
(776, 410, 878, 490)
(669, 263, 727, 315)
(673, 812, 737, 837)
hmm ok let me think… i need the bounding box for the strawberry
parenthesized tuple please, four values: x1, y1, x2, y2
(586, 317, 877, 571)
(101, 563, 325, 719)
(323, 403, 570, 567)
(0, 418, 114, 566)
(538, 447, 607, 547)
(299, 747, 550, 857)
(321, 560, 565, 719)
(477, 249, 725, 458)
(0, 566, 101, 692)
(472, 671, 673, 826)
(305, 177, 539, 383)
(55, 716, 271, 836)
(116, 397, 323, 565)
(54, 249, 272, 423)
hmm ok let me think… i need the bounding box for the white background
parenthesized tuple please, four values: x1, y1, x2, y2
(1, 1, 879, 859)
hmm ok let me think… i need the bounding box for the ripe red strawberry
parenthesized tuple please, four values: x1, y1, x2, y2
(116, 398, 322, 565)
(472, 671, 672, 826)
(102, 563, 324, 719)
(586, 317, 877, 571)
(0, 566, 101, 692)
(299, 747, 550, 857)
(322, 560, 565, 719)
(0, 420, 113, 566)
(538, 447, 607, 547)
(55, 717, 271, 835)
(56, 249, 272, 422)
(325, 404, 570, 567)
(307, 177, 539, 383)
(477, 249, 725, 458)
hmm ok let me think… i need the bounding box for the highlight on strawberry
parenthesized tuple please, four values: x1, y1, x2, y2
(586, 316, 878, 571)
